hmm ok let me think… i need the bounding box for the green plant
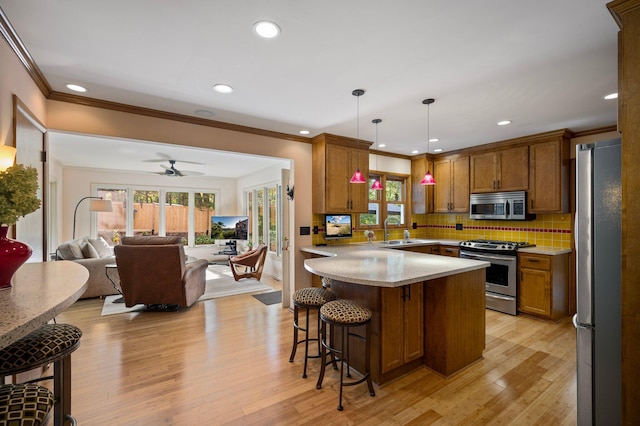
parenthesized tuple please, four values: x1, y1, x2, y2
(0, 164, 40, 225)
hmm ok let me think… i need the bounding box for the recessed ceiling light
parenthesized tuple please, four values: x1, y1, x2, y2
(429, 138, 439, 143)
(253, 21, 280, 39)
(66, 84, 87, 93)
(378, 144, 386, 148)
(299, 130, 310, 135)
(213, 84, 234, 94)
(434, 148, 443, 153)
(195, 109, 214, 118)
(497, 120, 512, 126)
(604, 92, 618, 100)
(411, 150, 419, 154)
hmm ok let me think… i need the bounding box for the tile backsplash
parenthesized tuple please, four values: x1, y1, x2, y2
(311, 213, 572, 248)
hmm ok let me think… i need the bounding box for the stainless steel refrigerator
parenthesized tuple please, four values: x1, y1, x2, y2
(574, 138, 621, 425)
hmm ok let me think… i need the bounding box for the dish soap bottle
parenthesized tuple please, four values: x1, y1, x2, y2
(404, 229, 410, 241)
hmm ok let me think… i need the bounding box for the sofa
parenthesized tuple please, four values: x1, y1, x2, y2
(56, 237, 118, 299)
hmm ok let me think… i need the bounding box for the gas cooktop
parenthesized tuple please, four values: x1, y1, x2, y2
(459, 239, 535, 252)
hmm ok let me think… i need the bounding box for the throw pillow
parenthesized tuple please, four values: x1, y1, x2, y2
(81, 241, 100, 259)
(57, 241, 84, 260)
(89, 237, 113, 258)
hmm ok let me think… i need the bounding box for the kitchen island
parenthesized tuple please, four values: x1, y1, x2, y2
(302, 243, 489, 384)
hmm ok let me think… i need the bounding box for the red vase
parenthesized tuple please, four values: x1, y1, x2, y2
(0, 225, 33, 289)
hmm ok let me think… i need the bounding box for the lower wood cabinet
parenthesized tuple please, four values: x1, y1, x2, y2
(438, 246, 460, 257)
(380, 283, 424, 373)
(518, 252, 569, 321)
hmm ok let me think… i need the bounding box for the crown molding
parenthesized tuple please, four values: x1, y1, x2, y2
(0, 7, 51, 96)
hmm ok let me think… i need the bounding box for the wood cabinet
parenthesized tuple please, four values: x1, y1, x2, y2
(518, 252, 569, 321)
(608, 3, 640, 421)
(470, 146, 529, 193)
(528, 134, 571, 213)
(438, 246, 460, 257)
(433, 155, 469, 213)
(411, 155, 434, 214)
(312, 133, 371, 213)
(380, 283, 424, 373)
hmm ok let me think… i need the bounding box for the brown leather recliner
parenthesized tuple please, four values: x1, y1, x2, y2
(114, 236, 208, 309)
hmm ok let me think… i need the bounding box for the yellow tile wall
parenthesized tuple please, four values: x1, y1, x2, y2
(410, 213, 572, 248)
(311, 213, 572, 248)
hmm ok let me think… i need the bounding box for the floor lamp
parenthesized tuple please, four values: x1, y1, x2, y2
(72, 196, 113, 239)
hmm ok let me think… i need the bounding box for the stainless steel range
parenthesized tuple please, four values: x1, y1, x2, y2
(459, 239, 535, 315)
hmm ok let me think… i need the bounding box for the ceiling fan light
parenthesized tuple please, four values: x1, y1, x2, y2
(420, 171, 436, 185)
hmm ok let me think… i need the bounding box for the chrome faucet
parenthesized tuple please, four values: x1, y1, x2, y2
(383, 216, 400, 242)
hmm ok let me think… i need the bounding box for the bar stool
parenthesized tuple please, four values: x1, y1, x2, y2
(316, 299, 375, 411)
(0, 324, 82, 426)
(289, 287, 336, 378)
(0, 383, 54, 425)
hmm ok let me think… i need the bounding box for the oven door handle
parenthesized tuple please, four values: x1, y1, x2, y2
(460, 251, 516, 263)
(487, 293, 515, 301)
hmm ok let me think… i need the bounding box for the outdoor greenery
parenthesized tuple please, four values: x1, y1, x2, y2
(0, 164, 40, 225)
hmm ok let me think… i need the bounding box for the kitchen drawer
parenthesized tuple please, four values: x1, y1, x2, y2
(519, 254, 551, 270)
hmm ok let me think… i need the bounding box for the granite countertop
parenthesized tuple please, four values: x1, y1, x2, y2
(302, 243, 489, 288)
(0, 261, 89, 349)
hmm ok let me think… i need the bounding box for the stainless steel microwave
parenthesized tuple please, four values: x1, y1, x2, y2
(469, 191, 533, 220)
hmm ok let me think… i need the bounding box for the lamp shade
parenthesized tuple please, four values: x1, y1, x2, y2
(371, 179, 383, 190)
(0, 146, 16, 171)
(420, 171, 436, 185)
(89, 199, 113, 212)
(350, 168, 366, 184)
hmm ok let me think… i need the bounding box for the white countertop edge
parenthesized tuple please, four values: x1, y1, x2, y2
(303, 261, 489, 287)
(518, 246, 572, 255)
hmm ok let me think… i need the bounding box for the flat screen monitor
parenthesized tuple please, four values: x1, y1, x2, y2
(324, 214, 353, 239)
(211, 216, 249, 240)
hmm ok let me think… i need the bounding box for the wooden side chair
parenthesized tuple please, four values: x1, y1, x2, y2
(229, 244, 267, 281)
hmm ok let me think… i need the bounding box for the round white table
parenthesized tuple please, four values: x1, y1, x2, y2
(0, 261, 89, 350)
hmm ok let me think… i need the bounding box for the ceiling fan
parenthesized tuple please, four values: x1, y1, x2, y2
(158, 160, 203, 177)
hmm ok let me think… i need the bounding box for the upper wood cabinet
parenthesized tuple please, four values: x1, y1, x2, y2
(312, 133, 371, 213)
(470, 146, 529, 193)
(528, 133, 571, 213)
(433, 155, 469, 213)
(411, 155, 434, 214)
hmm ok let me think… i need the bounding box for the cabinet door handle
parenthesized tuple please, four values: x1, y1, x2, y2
(401, 286, 406, 301)
(407, 285, 411, 301)
(528, 258, 540, 262)
(497, 179, 501, 188)
(530, 199, 534, 209)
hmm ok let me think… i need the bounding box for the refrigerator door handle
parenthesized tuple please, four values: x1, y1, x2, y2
(572, 313, 578, 329)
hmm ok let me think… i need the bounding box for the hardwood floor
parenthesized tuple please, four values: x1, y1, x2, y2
(53, 276, 577, 425)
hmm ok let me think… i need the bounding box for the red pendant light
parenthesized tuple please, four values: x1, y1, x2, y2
(420, 98, 436, 186)
(350, 89, 367, 184)
(371, 118, 383, 190)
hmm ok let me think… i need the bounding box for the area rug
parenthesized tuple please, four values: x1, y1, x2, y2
(252, 290, 282, 305)
(101, 264, 272, 316)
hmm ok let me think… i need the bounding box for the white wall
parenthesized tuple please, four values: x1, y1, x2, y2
(369, 153, 411, 174)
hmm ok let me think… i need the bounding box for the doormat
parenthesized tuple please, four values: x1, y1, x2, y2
(252, 290, 282, 305)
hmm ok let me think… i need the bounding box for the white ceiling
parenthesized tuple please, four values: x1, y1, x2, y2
(0, 0, 619, 175)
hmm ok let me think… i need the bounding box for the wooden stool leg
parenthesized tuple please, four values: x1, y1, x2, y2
(302, 308, 310, 378)
(288, 305, 299, 363)
(315, 319, 327, 390)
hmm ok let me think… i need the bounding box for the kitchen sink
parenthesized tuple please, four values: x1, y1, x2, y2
(381, 240, 416, 245)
